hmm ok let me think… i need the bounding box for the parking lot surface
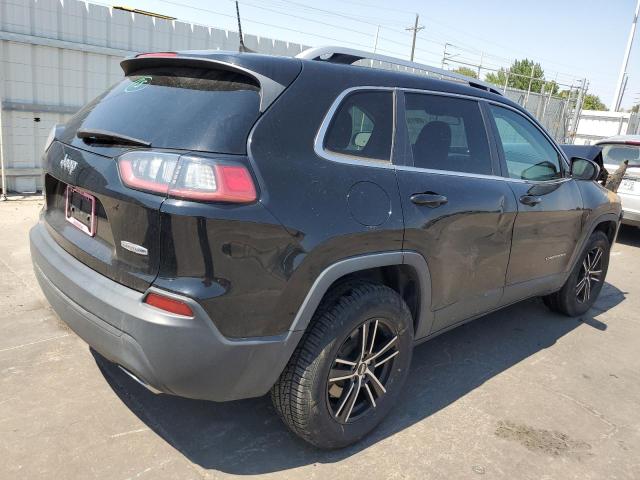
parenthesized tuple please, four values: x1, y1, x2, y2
(1, 198, 639, 479)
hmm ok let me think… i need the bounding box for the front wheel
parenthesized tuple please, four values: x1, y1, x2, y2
(271, 283, 413, 449)
(543, 230, 610, 316)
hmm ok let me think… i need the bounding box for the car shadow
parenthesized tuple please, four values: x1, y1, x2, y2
(94, 282, 625, 475)
(615, 225, 640, 248)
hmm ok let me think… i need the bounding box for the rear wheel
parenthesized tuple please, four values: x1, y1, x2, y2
(543, 231, 610, 316)
(271, 283, 413, 449)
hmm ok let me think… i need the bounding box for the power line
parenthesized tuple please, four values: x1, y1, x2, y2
(262, 0, 412, 28)
(147, 0, 609, 95)
(229, 0, 377, 39)
(156, 0, 409, 57)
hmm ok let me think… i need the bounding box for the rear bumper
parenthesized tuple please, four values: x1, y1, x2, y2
(30, 221, 302, 401)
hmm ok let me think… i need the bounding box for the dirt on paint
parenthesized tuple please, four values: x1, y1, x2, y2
(495, 420, 592, 458)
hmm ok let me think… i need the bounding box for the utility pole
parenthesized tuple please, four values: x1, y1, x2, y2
(373, 25, 380, 53)
(620, 74, 630, 110)
(441, 43, 449, 68)
(611, 0, 640, 111)
(406, 14, 424, 62)
(441, 43, 459, 69)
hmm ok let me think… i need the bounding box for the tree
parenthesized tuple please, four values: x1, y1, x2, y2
(452, 66, 477, 79)
(630, 103, 638, 113)
(485, 58, 548, 93)
(581, 94, 607, 111)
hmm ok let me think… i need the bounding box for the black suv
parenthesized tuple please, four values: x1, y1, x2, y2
(30, 47, 621, 448)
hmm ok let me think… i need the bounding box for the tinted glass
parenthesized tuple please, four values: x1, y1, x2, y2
(324, 91, 393, 161)
(61, 67, 260, 154)
(601, 144, 640, 167)
(489, 105, 563, 181)
(404, 93, 492, 175)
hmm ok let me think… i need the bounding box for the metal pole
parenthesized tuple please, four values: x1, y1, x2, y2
(373, 25, 380, 54)
(0, 101, 6, 201)
(619, 74, 629, 112)
(235, 1, 247, 52)
(541, 74, 557, 121)
(536, 81, 546, 119)
(612, 0, 640, 111)
(406, 14, 424, 62)
(441, 43, 447, 69)
(570, 79, 587, 142)
(525, 73, 534, 107)
(477, 52, 483, 79)
(618, 115, 625, 135)
(503, 70, 510, 94)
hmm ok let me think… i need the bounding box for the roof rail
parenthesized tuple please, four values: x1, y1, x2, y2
(296, 46, 503, 96)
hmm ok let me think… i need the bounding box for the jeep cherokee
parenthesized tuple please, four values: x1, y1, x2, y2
(30, 47, 622, 448)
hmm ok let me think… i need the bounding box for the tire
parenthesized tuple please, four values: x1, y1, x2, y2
(543, 230, 610, 316)
(271, 283, 413, 449)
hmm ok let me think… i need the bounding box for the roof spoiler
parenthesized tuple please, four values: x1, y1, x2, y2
(120, 53, 287, 112)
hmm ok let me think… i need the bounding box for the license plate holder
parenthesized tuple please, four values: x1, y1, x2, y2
(621, 179, 636, 192)
(65, 185, 96, 236)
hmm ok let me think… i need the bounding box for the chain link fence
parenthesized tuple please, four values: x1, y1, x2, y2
(444, 60, 586, 144)
(356, 57, 585, 144)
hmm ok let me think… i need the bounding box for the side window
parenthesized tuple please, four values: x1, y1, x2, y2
(403, 93, 492, 175)
(489, 105, 563, 181)
(324, 91, 393, 161)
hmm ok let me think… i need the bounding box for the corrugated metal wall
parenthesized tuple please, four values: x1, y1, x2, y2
(0, 0, 310, 193)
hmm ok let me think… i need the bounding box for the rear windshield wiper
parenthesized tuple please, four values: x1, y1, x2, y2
(77, 128, 151, 147)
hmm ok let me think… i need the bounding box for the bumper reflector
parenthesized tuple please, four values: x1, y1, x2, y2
(144, 292, 194, 317)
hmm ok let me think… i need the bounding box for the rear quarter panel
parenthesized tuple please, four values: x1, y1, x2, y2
(245, 62, 405, 336)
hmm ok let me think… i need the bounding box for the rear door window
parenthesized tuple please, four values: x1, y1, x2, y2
(61, 67, 261, 154)
(324, 90, 393, 162)
(403, 93, 493, 175)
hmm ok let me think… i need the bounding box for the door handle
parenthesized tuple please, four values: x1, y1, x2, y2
(520, 195, 542, 206)
(410, 193, 448, 208)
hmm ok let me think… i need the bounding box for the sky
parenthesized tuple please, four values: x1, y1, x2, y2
(106, 0, 640, 109)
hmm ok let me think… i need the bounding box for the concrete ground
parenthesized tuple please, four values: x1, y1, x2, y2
(1, 198, 639, 480)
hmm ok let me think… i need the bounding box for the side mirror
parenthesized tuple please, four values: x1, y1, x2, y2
(570, 157, 600, 181)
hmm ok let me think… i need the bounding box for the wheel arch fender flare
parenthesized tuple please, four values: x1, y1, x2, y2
(567, 212, 620, 274)
(287, 251, 435, 339)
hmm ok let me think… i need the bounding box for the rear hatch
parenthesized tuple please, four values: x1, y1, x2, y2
(42, 54, 300, 291)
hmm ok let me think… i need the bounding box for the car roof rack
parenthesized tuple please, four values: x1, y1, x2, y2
(296, 46, 503, 96)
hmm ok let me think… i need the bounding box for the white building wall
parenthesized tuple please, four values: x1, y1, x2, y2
(574, 110, 637, 145)
(0, 0, 309, 193)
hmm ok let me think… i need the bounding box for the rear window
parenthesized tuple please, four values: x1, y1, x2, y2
(61, 67, 260, 154)
(324, 91, 393, 162)
(601, 144, 640, 167)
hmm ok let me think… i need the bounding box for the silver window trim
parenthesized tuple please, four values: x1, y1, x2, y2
(314, 86, 571, 186)
(313, 86, 396, 166)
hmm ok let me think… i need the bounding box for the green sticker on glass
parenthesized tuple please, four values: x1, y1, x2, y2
(125, 76, 152, 93)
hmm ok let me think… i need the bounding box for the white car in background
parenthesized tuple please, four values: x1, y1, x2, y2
(596, 135, 640, 227)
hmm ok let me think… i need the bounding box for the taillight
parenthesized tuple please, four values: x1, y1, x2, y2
(118, 151, 178, 195)
(117, 151, 257, 203)
(144, 292, 194, 317)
